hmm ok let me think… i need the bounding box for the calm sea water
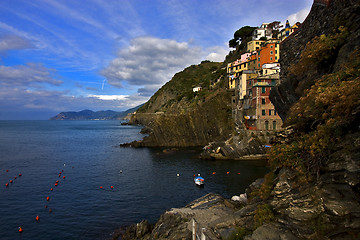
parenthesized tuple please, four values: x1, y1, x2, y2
(0, 120, 268, 240)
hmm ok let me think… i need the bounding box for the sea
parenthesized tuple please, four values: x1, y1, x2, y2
(0, 120, 268, 240)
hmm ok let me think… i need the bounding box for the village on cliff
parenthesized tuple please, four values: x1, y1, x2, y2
(213, 20, 300, 132)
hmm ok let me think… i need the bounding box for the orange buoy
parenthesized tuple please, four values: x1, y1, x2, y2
(36, 216, 40, 221)
(14, 176, 17, 179)
(62, 176, 65, 179)
(55, 183, 58, 186)
(46, 196, 50, 201)
(50, 188, 53, 191)
(212, 172, 216, 175)
(18, 227, 23, 233)
(10, 180, 13, 183)
(110, 186, 114, 189)
(5, 183, 9, 187)
(56, 180, 59, 183)
(100, 186, 103, 189)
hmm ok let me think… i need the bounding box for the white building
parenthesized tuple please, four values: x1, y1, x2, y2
(252, 23, 273, 40)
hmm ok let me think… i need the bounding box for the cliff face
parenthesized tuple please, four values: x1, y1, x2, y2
(126, 61, 234, 148)
(128, 89, 234, 147)
(270, 0, 360, 121)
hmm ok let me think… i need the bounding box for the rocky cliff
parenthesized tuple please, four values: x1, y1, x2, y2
(116, 0, 360, 239)
(270, 0, 360, 121)
(125, 61, 235, 148)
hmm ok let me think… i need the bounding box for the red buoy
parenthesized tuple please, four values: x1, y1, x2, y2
(45, 205, 48, 208)
(46, 196, 50, 201)
(110, 186, 114, 189)
(14, 176, 17, 179)
(56, 180, 59, 183)
(55, 183, 58, 186)
(100, 186, 103, 189)
(212, 172, 216, 175)
(10, 180, 13, 183)
(36, 216, 40, 221)
(5, 183, 9, 187)
(18, 227, 23, 233)
(50, 188, 53, 191)
(226, 172, 230, 174)
(62, 176, 65, 179)
(19, 173, 22, 176)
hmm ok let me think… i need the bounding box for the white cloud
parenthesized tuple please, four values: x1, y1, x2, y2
(0, 34, 33, 52)
(88, 94, 128, 101)
(282, 7, 311, 27)
(101, 36, 230, 97)
(101, 36, 204, 95)
(0, 63, 62, 86)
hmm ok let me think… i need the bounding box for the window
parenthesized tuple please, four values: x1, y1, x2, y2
(272, 79, 276, 85)
(262, 110, 266, 116)
(275, 56, 278, 60)
(269, 109, 272, 115)
(258, 57, 260, 61)
(256, 42, 259, 44)
(262, 87, 266, 93)
(265, 120, 269, 130)
(262, 98, 266, 104)
(275, 50, 277, 54)
(270, 45, 273, 48)
(274, 110, 277, 115)
(273, 121, 277, 130)
(270, 57, 273, 61)
(270, 51, 273, 55)
(249, 80, 252, 85)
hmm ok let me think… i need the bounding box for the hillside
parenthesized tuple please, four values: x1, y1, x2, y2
(127, 61, 235, 147)
(50, 105, 142, 120)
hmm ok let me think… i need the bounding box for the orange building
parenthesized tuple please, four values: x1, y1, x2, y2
(256, 40, 280, 69)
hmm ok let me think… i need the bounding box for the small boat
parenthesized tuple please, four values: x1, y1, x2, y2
(194, 175, 204, 186)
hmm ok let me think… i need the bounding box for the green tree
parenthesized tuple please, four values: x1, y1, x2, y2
(229, 26, 256, 48)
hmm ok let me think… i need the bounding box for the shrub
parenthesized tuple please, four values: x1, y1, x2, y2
(254, 204, 275, 228)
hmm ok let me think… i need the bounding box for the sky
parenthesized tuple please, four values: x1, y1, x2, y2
(0, 0, 312, 120)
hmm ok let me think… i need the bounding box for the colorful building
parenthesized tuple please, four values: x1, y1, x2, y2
(247, 40, 265, 52)
(278, 21, 301, 41)
(243, 73, 282, 130)
(256, 40, 280, 69)
(252, 23, 273, 40)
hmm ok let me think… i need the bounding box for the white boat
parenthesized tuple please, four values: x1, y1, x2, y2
(194, 175, 204, 186)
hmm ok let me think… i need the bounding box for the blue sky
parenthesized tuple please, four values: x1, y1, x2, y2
(0, 0, 312, 120)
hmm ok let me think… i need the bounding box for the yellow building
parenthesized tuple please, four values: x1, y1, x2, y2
(227, 59, 250, 89)
(247, 40, 265, 52)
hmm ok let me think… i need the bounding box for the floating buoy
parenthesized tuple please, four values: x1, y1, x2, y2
(14, 176, 17, 179)
(36, 216, 40, 221)
(176, 173, 180, 177)
(19, 173, 22, 176)
(237, 173, 241, 175)
(100, 186, 103, 189)
(119, 170, 123, 173)
(227, 172, 230, 174)
(110, 186, 114, 189)
(56, 180, 59, 183)
(58, 174, 61, 177)
(62, 176, 65, 179)
(50, 188, 53, 191)
(5, 183, 9, 187)
(212, 172, 216, 175)
(10, 180, 13, 183)
(55, 183, 58, 186)
(46, 196, 50, 201)
(18, 227, 23, 233)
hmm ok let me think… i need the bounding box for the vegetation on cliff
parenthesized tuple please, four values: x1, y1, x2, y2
(269, 27, 360, 181)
